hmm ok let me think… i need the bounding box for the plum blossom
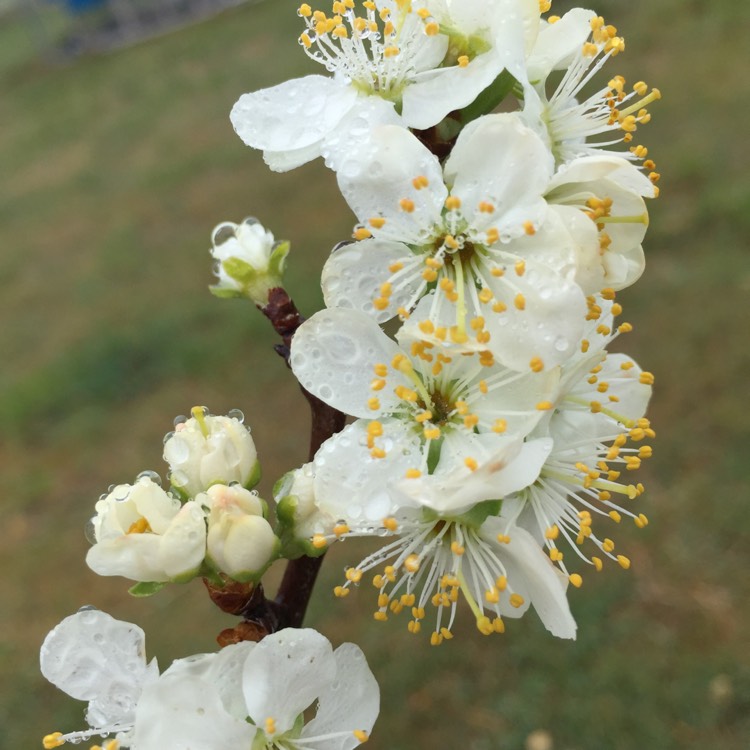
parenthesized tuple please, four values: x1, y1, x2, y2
(322, 115, 591, 371)
(163, 407, 260, 497)
(133, 629, 380, 750)
(40, 609, 158, 748)
(85, 475, 206, 584)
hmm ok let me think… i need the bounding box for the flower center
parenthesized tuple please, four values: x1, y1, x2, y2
(297, 1, 438, 101)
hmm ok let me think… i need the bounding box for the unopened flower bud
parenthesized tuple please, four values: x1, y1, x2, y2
(164, 407, 260, 498)
(209, 218, 289, 306)
(203, 484, 279, 582)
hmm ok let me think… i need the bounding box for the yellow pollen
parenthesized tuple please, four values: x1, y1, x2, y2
(545, 525, 560, 540)
(479, 201, 495, 213)
(451, 541, 465, 555)
(412, 175, 429, 190)
(300, 32, 313, 48)
(515, 259, 526, 276)
(399, 198, 415, 212)
(353, 729, 370, 743)
(485, 228, 500, 245)
(476, 616, 494, 636)
(496, 534, 510, 544)
(354, 227, 372, 240)
(569, 574, 583, 588)
(334, 523, 350, 537)
(367, 397, 380, 410)
(265, 717, 277, 735)
(373, 611, 388, 621)
(369, 217, 385, 229)
(384, 45, 400, 57)
(464, 456, 478, 472)
(523, 221, 536, 235)
(617, 555, 631, 569)
(514, 293, 526, 310)
(592, 556, 603, 571)
(346, 567, 363, 583)
(445, 195, 462, 210)
(550, 548, 564, 562)
(457, 55, 469, 67)
(43, 733, 65, 749)
(530, 356, 544, 373)
(492, 419, 507, 433)
(404, 554, 420, 573)
(424, 20, 439, 35)
(536, 401, 554, 411)
(382, 517, 398, 532)
(405, 468, 422, 479)
(127, 517, 151, 534)
(298, 3, 312, 16)
(609, 511, 622, 523)
(312, 534, 328, 549)
(509, 593, 525, 608)
(371, 378, 386, 391)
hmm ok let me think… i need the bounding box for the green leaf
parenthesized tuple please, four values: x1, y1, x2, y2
(128, 581, 167, 597)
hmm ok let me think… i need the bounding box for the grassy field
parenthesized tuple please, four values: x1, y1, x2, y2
(1, 0, 749, 748)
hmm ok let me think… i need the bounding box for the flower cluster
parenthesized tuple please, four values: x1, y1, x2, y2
(41, 610, 378, 750)
(232, 0, 661, 644)
(41, 1, 662, 746)
(86, 407, 278, 587)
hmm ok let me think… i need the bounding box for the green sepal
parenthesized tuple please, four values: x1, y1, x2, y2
(268, 240, 290, 279)
(243, 460, 262, 492)
(222, 257, 259, 285)
(209, 285, 244, 300)
(426, 436, 444, 475)
(457, 70, 518, 125)
(200, 561, 225, 588)
(275, 494, 327, 561)
(128, 581, 167, 597)
(420, 499, 503, 530)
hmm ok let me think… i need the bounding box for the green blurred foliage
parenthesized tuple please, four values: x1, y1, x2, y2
(1, 1, 748, 749)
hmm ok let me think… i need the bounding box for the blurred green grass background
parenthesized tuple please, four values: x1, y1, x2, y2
(1, 0, 748, 748)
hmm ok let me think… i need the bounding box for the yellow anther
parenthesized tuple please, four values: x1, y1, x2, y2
(569, 574, 583, 588)
(479, 201, 495, 213)
(394, 385, 418, 402)
(495, 575, 508, 591)
(515, 259, 526, 276)
(536, 401, 554, 411)
(127, 517, 151, 534)
(477, 287, 493, 304)
(457, 55, 469, 67)
(492, 419, 507, 434)
(407, 620, 421, 633)
(550, 548, 564, 562)
(583, 41, 598, 57)
(373, 611, 388, 621)
(423, 426, 441, 440)
(602, 538, 615, 553)
(523, 220, 536, 236)
(399, 198, 415, 212)
(353, 729, 370, 744)
(639, 371, 655, 385)
(496, 534, 510, 544)
(476, 616, 494, 635)
(265, 717, 277, 735)
(485, 587, 500, 603)
(412, 606, 426, 620)
(412, 175, 429, 190)
(404, 554, 420, 573)
(592, 556, 603, 571)
(509, 593, 525, 608)
(441, 627, 454, 640)
(617, 555, 631, 569)
(479, 351, 495, 367)
(514, 293, 526, 310)
(370, 447, 386, 459)
(463, 414, 479, 429)
(430, 631, 444, 645)
(369, 217, 386, 230)
(370, 378, 386, 391)
(424, 20, 439, 35)
(354, 227, 372, 240)
(334, 585, 350, 597)
(367, 420, 383, 437)
(634, 513, 649, 528)
(346, 567, 363, 583)
(539, 0, 551, 12)
(43, 733, 65, 749)
(405, 468, 422, 479)
(300, 32, 313, 48)
(400, 593, 416, 607)
(445, 195, 462, 211)
(332, 24, 348, 37)
(450, 540, 466, 555)
(334, 523, 350, 537)
(529, 356, 544, 373)
(377, 593, 390, 608)
(608, 511, 622, 523)
(298, 3, 312, 16)
(493, 617, 505, 633)
(545, 525, 559, 540)
(367, 397, 381, 411)
(486, 227, 500, 245)
(382, 516, 398, 532)
(384, 565, 396, 582)
(384, 45, 400, 57)
(470, 316, 485, 331)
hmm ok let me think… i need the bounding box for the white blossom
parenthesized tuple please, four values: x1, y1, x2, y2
(163, 407, 260, 497)
(133, 629, 380, 750)
(40, 609, 158, 749)
(86, 476, 206, 583)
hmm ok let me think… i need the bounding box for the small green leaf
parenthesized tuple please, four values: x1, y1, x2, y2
(128, 581, 167, 597)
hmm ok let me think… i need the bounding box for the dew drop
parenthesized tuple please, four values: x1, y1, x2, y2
(84, 518, 98, 545)
(228, 408, 245, 423)
(136, 470, 162, 486)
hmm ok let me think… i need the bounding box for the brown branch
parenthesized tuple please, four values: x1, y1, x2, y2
(209, 286, 345, 643)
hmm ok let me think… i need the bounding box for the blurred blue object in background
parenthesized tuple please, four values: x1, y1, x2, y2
(63, 0, 107, 13)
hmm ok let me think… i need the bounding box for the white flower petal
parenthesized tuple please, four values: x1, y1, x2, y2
(263, 141, 324, 172)
(242, 629, 336, 735)
(230, 76, 357, 153)
(135, 673, 255, 750)
(158, 501, 207, 580)
(86, 533, 168, 582)
(527, 9, 596, 82)
(336, 125, 446, 242)
(302, 643, 380, 750)
(322, 239, 420, 323)
(290, 308, 406, 418)
(314, 421, 423, 523)
(481, 521, 577, 638)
